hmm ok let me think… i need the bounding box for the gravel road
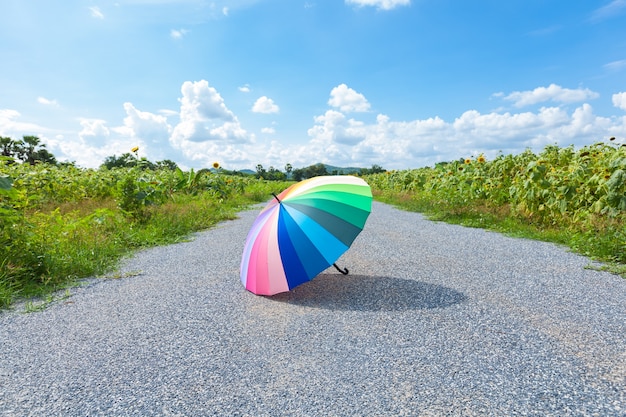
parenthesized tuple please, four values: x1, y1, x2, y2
(1, 201, 625, 416)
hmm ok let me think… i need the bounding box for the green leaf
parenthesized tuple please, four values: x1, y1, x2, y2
(0, 175, 12, 191)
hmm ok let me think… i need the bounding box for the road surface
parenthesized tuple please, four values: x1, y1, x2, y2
(1, 202, 624, 416)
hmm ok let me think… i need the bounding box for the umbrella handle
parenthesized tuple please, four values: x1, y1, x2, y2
(333, 263, 349, 275)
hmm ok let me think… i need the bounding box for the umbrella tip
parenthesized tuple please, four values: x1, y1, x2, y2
(333, 263, 349, 275)
(271, 192, 281, 203)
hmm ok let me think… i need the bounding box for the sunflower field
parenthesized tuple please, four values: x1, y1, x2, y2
(364, 140, 626, 271)
(0, 159, 290, 308)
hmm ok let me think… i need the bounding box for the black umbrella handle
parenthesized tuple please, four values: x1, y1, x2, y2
(333, 263, 349, 275)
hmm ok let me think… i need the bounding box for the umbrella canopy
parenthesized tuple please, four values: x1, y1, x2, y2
(240, 175, 372, 295)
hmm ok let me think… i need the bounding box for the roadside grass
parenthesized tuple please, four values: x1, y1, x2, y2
(1, 180, 291, 310)
(374, 190, 626, 278)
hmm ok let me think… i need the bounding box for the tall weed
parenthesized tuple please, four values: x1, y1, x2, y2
(366, 140, 626, 271)
(0, 159, 290, 308)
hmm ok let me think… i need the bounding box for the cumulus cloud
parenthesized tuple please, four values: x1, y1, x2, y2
(308, 110, 367, 146)
(178, 80, 236, 123)
(170, 80, 252, 165)
(52, 118, 133, 166)
(239, 85, 251, 93)
(252, 96, 280, 114)
(345, 0, 410, 10)
(6, 81, 626, 171)
(613, 92, 626, 111)
(0, 109, 45, 136)
(56, 83, 253, 168)
(498, 84, 599, 108)
(89, 6, 104, 19)
(78, 118, 111, 145)
(300, 83, 626, 169)
(328, 84, 371, 112)
(122, 102, 171, 142)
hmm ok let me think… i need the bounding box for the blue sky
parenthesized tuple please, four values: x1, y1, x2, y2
(1, 0, 625, 170)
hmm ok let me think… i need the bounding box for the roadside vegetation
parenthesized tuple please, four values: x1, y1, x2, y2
(0, 139, 296, 309)
(2, 134, 624, 309)
(363, 139, 625, 278)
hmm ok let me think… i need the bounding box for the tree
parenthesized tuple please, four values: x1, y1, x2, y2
(292, 168, 305, 182)
(266, 166, 286, 181)
(360, 164, 386, 175)
(284, 163, 293, 179)
(155, 159, 178, 171)
(304, 163, 328, 179)
(291, 163, 328, 181)
(0, 135, 57, 165)
(0, 137, 16, 158)
(101, 153, 138, 169)
(255, 164, 267, 179)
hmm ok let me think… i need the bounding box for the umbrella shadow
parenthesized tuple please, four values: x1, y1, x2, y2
(269, 274, 467, 312)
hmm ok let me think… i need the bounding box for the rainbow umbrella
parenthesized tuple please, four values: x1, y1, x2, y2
(240, 175, 372, 296)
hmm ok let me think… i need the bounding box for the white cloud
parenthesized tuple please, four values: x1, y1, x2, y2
(58, 137, 134, 168)
(50, 81, 253, 168)
(345, 0, 410, 10)
(37, 97, 59, 107)
(170, 29, 189, 39)
(170, 80, 252, 165)
(239, 85, 251, 93)
(157, 109, 179, 118)
(498, 84, 599, 108)
(0, 109, 45, 136)
(299, 85, 626, 169)
(604, 59, 626, 72)
(308, 110, 367, 146)
(328, 84, 371, 112)
(178, 80, 236, 122)
(252, 96, 280, 114)
(122, 102, 171, 142)
(5, 82, 626, 172)
(590, 0, 626, 22)
(222, 7, 229, 16)
(613, 92, 626, 111)
(48, 117, 135, 167)
(89, 6, 104, 19)
(78, 118, 111, 145)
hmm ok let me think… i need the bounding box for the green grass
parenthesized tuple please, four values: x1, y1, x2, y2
(1, 179, 292, 310)
(374, 190, 626, 278)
